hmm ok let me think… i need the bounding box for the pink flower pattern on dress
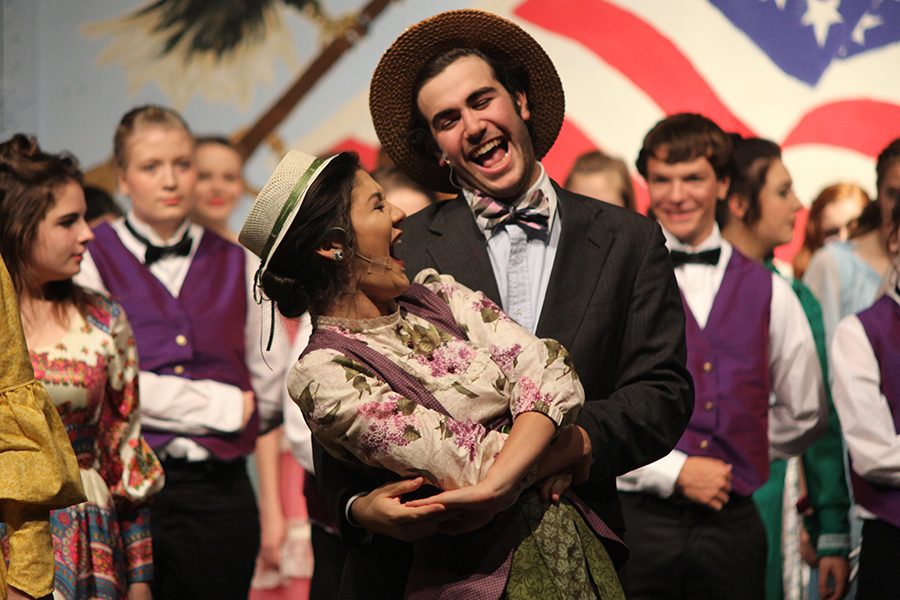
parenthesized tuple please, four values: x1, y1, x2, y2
(358, 393, 420, 458)
(413, 341, 475, 378)
(514, 376, 554, 416)
(489, 343, 523, 376)
(444, 418, 487, 461)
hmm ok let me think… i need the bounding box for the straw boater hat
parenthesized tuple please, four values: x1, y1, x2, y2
(369, 9, 565, 194)
(239, 150, 336, 291)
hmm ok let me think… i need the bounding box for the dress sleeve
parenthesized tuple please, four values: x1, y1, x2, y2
(1, 255, 85, 596)
(94, 299, 165, 583)
(289, 350, 508, 491)
(415, 269, 584, 429)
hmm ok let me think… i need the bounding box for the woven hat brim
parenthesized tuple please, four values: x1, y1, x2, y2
(370, 9, 565, 194)
(239, 151, 336, 279)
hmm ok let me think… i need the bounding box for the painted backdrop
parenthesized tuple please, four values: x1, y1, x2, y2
(2, 0, 899, 259)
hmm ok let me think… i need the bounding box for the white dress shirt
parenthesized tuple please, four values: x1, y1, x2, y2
(282, 313, 315, 474)
(76, 213, 289, 461)
(462, 164, 560, 333)
(831, 286, 900, 521)
(617, 226, 826, 497)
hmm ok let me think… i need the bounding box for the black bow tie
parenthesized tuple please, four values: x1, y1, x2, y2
(669, 248, 721, 268)
(124, 219, 193, 265)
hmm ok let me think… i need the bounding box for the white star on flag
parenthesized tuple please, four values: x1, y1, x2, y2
(802, 0, 844, 47)
(851, 11, 884, 45)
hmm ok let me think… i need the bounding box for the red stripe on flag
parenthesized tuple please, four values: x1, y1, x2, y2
(542, 118, 598, 183)
(515, 0, 755, 136)
(783, 100, 900, 158)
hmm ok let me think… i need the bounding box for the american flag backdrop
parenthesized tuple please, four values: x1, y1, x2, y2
(299, 0, 900, 262)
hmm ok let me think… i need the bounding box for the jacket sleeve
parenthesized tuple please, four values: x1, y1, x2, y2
(575, 221, 694, 480)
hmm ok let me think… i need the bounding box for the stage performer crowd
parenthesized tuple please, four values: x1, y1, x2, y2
(1, 9, 899, 600)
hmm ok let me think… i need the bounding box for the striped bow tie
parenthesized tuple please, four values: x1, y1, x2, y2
(471, 189, 550, 241)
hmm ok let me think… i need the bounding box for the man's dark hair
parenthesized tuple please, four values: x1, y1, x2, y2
(636, 113, 733, 181)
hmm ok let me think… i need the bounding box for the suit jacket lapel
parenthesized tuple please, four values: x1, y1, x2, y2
(536, 187, 615, 348)
(423, 196, 502, 306)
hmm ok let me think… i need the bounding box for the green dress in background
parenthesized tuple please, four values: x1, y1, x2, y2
(752, 262, 851, 600)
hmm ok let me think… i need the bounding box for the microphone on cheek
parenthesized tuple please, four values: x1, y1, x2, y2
(355, 252, 394, 274)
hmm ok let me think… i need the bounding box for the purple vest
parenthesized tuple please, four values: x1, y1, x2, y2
(853, 294, 900, 528)
(676, 250, 772, 496)
(89, 223, 256, 459)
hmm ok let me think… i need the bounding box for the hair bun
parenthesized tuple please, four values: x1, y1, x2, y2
(260, 269, 311, 319)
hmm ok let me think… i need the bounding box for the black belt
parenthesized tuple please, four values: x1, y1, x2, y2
(161, 456, 247, 476)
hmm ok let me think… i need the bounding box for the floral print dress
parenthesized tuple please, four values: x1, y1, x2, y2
(23, 293, 164, 599)
(288, 270, 583, 492)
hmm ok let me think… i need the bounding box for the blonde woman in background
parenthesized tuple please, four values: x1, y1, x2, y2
(793, 183, 870, 279)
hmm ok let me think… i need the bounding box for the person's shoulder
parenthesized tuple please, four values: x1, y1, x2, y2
(81, 289, 125, 333)
(556, 186, 657, 237)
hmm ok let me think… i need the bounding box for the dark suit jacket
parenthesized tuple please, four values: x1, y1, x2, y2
(313, 184, 694, 598)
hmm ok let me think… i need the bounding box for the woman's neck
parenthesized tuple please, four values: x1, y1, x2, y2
(722, 222, 768, 264)
(19, 291, 72, 348)
(131, 213, 187, 244)
(192, 217, 235, 242)
(853, 228, 892, 274)
(323, 290, 396, 321)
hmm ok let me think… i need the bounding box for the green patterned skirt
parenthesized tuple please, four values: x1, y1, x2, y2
(504, 491, 625, 600)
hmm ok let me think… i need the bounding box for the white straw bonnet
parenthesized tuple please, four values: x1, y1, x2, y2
(239, 150, 336, 297)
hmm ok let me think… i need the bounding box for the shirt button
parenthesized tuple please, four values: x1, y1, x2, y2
(703, 361, 713, 373)
(704, 401, 714, 410)
(175, 334, 188, 346)
(700, 440, 709, 449)
(174, 365, 185, 375)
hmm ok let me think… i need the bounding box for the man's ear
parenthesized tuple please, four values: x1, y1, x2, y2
(727, 192, 749, 220)
(716, 175, 731, 202)
(515, 91, 531, 122)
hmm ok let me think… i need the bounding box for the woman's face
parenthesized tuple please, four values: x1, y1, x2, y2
(819, 196, 865, 243)
(751, 159, 802, 251)
(118, 126, 197, 236)
(349, 170, 409, 305)
(568, 170, 626, 208)
(191, 142, 244, 227)
(31, 181, 93, 285)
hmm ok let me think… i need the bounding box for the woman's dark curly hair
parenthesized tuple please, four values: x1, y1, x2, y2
(260, 152, 360, 318)
(0, 133, 89, 315)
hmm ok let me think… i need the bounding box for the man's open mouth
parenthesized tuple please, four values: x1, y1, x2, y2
(470, 138, 508, 168)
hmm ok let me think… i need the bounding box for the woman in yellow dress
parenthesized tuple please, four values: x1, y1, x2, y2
(0, 252, 84, 600)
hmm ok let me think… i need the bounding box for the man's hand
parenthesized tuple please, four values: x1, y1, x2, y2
(817, 556, 849, 600)
(7, 586, 36, 600)
(241, 390, 255, 428)
(350, 478, 454, 542)
(675, 456, 732, 510)
(540, 471, 572, 504)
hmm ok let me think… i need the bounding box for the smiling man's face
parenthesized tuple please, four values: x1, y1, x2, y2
(416, 55, 539, 199)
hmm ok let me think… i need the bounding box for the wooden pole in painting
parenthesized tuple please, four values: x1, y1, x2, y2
(234, 0, 394, 160)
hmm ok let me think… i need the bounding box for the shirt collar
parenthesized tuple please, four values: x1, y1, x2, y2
(662, 224, 723, 253)
(124, 211, 198, 246)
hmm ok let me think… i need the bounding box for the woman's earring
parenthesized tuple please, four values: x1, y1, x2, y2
(333, 249, 344, 262)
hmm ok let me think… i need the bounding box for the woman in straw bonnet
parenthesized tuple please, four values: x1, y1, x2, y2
(239, 150, 626, 599)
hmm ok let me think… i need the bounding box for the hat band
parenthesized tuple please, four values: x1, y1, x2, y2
(258, 156, 326, 267)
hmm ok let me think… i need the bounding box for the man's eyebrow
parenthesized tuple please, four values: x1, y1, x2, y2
(465, 86, 495, 104)
(429, 86, 497, 128)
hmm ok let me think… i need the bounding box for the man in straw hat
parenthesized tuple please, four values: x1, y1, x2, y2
(313, 9, 694, 596)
